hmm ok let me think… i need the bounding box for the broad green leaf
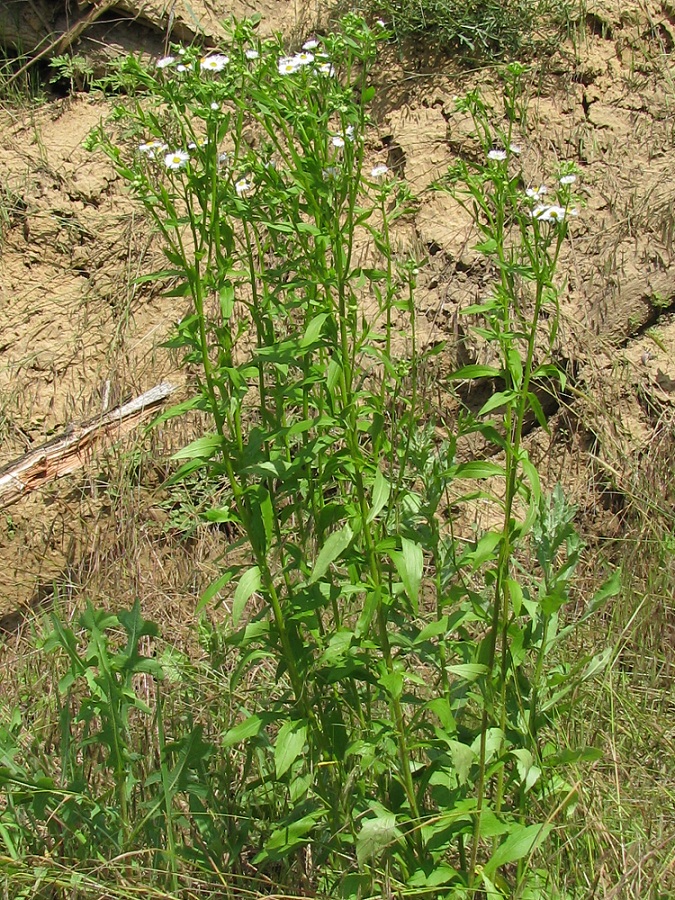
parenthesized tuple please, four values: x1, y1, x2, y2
(367, 468, 390, 523)
(463, 531, 501, 569)
(171, 433, 223, 460)
(448, 740, 476, 785)
(511, 748, 541, 793)
(506, 348, 523, 389)
(582, 647, 612, 680)
(202, 506, 236, 524)
(414, 616, 448, 644)
(449, 364, 501, 381)
(378, 670, 404, 700)
(446, 663, 487, 681)
(274, 720, 307, 778)
(475, 237, 498, 254)
(232, 566, 261, 628)
(301, 312, 329, 347)
(506, 577, 524, 617)
(356, 810, 402, 865)
(255, 808, 324, 862)
(454, 461, 505, 480)
(310, 524, 354, 583)
(388, 538, 423, 609)
(219, 284, 235, 319)
(197, 570, 233, 612)
(483, 823, 552, 877)
(221, 714, 263, 749)
(479, 390, 517, 416)
(471, 727, 503, 763)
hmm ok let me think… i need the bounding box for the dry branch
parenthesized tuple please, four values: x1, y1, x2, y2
(0, 381, 177, 509)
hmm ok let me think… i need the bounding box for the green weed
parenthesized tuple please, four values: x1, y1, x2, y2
(0, 13, 615, 899)
(357, 0, 575, 61)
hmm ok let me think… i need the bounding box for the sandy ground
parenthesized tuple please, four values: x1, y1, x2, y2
(2, 0, 675, 619)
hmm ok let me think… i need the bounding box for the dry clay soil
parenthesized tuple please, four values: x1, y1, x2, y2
(2, 0, 675, 626)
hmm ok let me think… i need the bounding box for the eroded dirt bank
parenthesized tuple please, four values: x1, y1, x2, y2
(2, 0, 675, 619)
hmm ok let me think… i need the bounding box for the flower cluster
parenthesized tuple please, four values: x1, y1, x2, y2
(525, 174, 579, 224)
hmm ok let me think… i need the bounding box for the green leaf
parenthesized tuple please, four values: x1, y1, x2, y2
(446, 663, 487, 681)
(479, 390, 516, 416)
(197, 569, 235, 613)
(449, 364, 501, 381)
(483, 823, 552, 877)
(527, 390, 549, 433)
(274, 720, 307, 778)
(356, 810, 402, 865)
(414, 616, 448, 644)
(301, 313, 329, 347)
(388, 538, 423, 609)
(448, 740, 476, 785)
(310, 524, 354, 583)
(367, 468, 390, 523)
(454, 461, 505, 480)
(475, 238, 498, 253)
(582, 647, 612, 680)
(232, 566, 261, 628)
(255, 808, 324, 862)
(171, 433, 223, 460)
(378, 670, 404, 700)
(221, 714, 263, 749)
(506, 348, 523, 389)
(463, 531, 501, 569)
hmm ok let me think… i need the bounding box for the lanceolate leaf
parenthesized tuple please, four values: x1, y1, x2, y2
(356, 810, 402, 865)
(367, 468, 391, 523)
(310, 525, 354, 583)
(388, 538, 423, 610)
(232, 566, 261, 628)
(274, 720, 307, 778)
(483, 823, 552, 877)
(448, 364, 502, 381)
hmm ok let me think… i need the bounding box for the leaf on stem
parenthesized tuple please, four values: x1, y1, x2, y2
(309, 524, 354, 583)
(274, 720, 307, 778)
(232, 566, 261, 627)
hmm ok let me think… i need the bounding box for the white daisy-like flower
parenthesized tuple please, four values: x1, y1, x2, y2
(509, 143, 522, 155)
(218, 151, 229, 168)
(531, 203, 567, 222)
(156, 56, 175, 69)
(370, 164, 389, 179)
(245, 48, 259, 60)
(139, 140, 168, 158)
(303, 39, 319, 50)
(210, 102, 220, 111)
(294, 51, 314, 65)
(176, 64, 187, 73)
(318, 62, 335, 76)
(178, 47, 186, 56)
(278, 56, 299, 75)
(526, 184, 548, 199)
(164, 149, 190, 170)
(200, 54, 229, 72)
(323, 166, 339, 179)
(487, 148, 507, 161)
(559, 174, 577, 185)
(332, 135, 345, 148)
(235, 178, 252, 197)
(345, 125, 355, 140)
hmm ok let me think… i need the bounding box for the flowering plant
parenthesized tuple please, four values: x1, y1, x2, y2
(85, 23, 608, 898)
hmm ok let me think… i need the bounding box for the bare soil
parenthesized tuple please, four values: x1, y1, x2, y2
(2, 0, 675, 624)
